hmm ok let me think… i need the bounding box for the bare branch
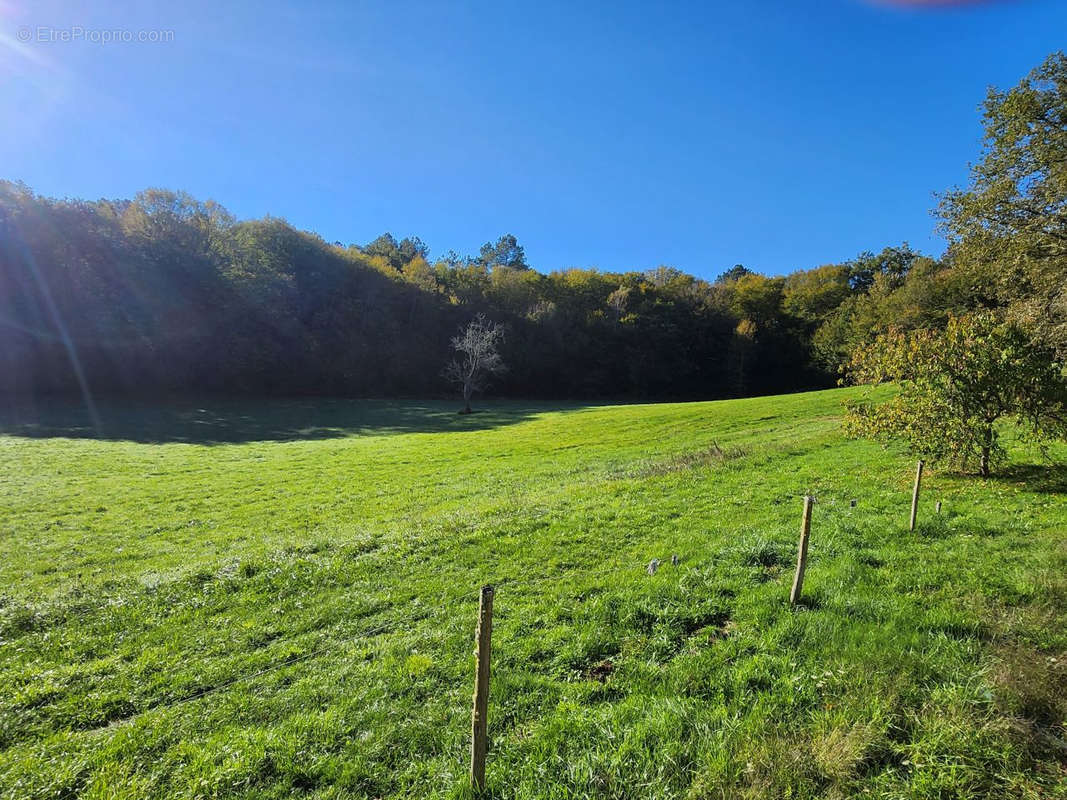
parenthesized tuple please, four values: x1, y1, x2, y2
(443, 314, 506, 412)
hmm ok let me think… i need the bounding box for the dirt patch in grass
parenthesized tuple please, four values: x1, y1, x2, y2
(586, 659, 614, 682)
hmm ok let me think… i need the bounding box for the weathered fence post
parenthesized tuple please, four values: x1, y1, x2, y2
(790, 495, 813, 606)
(470, 584, 494, 793)
(910, 460, 924, 531)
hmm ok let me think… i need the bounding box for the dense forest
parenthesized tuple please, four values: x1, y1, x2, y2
(1, 53, 1064, 405)
(0, 181, 932, 401)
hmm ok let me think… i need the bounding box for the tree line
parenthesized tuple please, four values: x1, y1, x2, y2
(1, 53, 1065, 428)
(0, 184, 923, 402)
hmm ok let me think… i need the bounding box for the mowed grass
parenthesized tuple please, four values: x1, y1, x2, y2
(0, 388, 1065, 799)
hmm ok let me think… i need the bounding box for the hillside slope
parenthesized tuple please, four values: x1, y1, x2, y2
(0, 388, 1064, 798)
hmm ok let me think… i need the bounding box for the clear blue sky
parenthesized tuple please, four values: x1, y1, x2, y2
(2, 0, 1064, 278)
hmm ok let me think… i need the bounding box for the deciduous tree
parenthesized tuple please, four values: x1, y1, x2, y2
(444, 315, 507, 413)
(844, 312, 1067, 476)
(939, 52, 1067, 356)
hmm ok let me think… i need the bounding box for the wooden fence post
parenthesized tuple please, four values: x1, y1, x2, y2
(470, 584, 494, 793)
(790, 495, 813, 606)
(910, 460, 924, 531)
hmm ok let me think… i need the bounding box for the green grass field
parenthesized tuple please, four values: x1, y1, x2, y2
(1, 388, 1065, 799)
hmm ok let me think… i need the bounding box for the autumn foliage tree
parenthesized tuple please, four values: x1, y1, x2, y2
(844, 313, 1067, 476)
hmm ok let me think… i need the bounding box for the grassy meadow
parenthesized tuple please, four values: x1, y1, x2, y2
(0, 388, 1065, 799)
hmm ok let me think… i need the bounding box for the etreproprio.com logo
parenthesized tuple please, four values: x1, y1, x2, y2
(16, 26, 175, 44)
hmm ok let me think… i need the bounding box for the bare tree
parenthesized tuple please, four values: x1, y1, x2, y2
(444, 314, 506, 413)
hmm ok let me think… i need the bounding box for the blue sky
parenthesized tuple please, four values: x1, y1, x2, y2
(2, 0, 1064, 278)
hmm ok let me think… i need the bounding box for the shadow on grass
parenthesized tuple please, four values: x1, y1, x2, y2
(993, 462, 1067, 494)
(0, 397, 570, 444)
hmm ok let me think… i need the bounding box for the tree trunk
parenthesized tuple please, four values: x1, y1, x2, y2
(980, 424, 992, 477)
(462, 380, 472, 414)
